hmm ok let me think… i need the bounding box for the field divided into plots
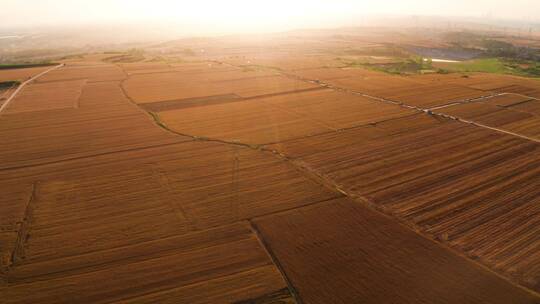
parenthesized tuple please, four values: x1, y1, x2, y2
(122, 63, 315, 104)
(410, 72, 540, 98)
(268, 113, 540, 292)
(1, 140, 339, 303)
(127, 61, 540, 296)
(150, 89, 417, 145)
(290, 65, 540, 142)
(293, 67, 492, 107)
(4, 79, 87, 113)
(1, 62, 344, 303)
(253, 198, 538, 304)
(122, 62, 419, 145)
(0, 88, 185, 170)
(36, 64, 126, 83)
(0, 66, 57, 110)
(1, 58, 539, 303)
(435, 93, 540, 140)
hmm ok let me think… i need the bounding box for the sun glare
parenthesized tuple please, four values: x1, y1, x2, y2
(1, 0, 539, 32)
(123, 0, 362, 33)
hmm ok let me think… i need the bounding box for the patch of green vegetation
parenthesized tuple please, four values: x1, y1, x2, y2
(0, 81, 20, 89)
(443, 58, 507, 73)
(438, 58, 540, 78)
(0, 62, 56, 70)
(510, 61, 540, 77)
(345, 54, 540, 78)
(342, 56, 436, 75)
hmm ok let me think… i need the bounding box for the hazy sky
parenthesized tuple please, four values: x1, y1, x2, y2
(2, 0, 539, 33)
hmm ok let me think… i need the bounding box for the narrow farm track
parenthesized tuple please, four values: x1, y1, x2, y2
(0, 64, 64, 115)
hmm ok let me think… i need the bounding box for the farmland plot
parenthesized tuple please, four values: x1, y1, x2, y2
(0, 182, 34, 274)
(483, 93, 533, 107)
(153, 88, 416, 145)
(0, 66, 51, 82)
(253, 198, 539, 304)
(123, 70, 314, 104)
(493, 84, 540, 98)
(293, 67, 489, 107)
(122, 61, 238, 76)
(3, 221, 292, 303)
(268, 114, 540, 292)
(3, 79, 86, 113)
(1, 57, 539, 303)
(77, 81, 133, 107)
(423, 73, 540, 99)
(0, 74, 185, 169)
(437, 97, 540, 140)
(294, 67, 422, 92)
(260, 89, 418, 129)
(157, 98, 332, 145)
(37, 65, 126, 83)
(369, 83, 489, 108)
(0, 138, 338, 302)
(510, 100, 540, 115)
(0, 106, 185, 169)
(411, 73, 537, 92)
(0, 61, 337, 301)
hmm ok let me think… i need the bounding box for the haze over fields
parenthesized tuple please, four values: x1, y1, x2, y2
(1, 0, 540, 33)
(1, 1, 540, 304)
